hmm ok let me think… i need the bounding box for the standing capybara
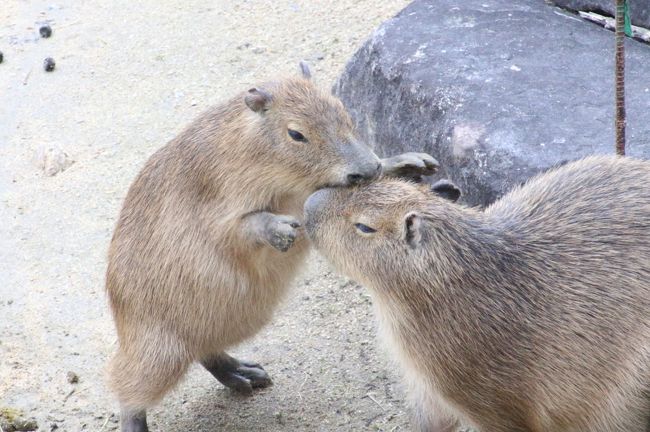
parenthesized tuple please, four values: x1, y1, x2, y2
(304, 155, 650, 432)
(106, 63, 438, 432)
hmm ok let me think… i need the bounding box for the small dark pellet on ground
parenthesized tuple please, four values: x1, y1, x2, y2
(66, 371, 79, 384)
(40, 25, 53, 38)
(0, 51, 3, 64)
(44, 57, 56, 72)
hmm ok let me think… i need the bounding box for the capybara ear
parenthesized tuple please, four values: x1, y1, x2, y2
(245, 87, 273, 113)
(299, 61, 312, 79)
(403, 211, 422, 248)
(431, 179, 461, 202)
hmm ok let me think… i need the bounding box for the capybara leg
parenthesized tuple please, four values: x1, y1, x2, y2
(409, 389, 459, 432)
(201, 352, 272, 395)
(413, 412, 458, 432)
(120, 409, 148, 432)
(109, 344, 190, 430)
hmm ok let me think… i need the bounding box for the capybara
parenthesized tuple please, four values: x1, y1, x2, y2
(106, 63, 438, 432)
(304, 155, 650, 432)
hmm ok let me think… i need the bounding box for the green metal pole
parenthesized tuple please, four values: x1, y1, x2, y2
(615, 0, 626, 156)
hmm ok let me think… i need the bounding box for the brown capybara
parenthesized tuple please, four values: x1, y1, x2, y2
(106, 62, 438, 432)
(304, 155, 650, 432)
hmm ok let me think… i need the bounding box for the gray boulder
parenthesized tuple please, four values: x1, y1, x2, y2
(550, 0, 650, 30)
(335, 0, 650, 206)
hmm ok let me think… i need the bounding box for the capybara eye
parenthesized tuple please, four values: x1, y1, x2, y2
(288, 129, 307, 142)
(354, 223, 376, 234)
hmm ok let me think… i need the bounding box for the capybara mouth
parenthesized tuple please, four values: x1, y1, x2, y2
(314, 182, 347, 191)
(316, 175, 376, 191)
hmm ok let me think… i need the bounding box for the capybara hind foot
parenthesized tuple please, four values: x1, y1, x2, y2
(202, 352, 272, 395)
(121, 410, 148, 432)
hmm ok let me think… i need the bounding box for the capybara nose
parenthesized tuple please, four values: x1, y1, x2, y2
(347, 173, 365, 185)
(347, 162, 381, 185)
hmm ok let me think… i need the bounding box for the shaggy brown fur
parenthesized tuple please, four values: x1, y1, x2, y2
(305, 155, 650, 432)
(106, 65, 438, 432)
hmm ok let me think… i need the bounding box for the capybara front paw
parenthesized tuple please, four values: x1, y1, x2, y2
(382, 152, 439, 181)
(266, 215, 301, 252)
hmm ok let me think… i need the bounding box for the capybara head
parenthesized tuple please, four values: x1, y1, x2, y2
(243, 63, 381, 189)
(304, 179, 461, 284)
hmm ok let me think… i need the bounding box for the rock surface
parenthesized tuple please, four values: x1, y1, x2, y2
(550, 0, 650, 30)
(335, 0, 650, 206)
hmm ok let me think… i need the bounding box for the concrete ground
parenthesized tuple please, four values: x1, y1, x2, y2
(0, 1, 414, 431)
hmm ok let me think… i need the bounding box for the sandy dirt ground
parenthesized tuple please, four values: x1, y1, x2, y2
(0, 1, 419, 431)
